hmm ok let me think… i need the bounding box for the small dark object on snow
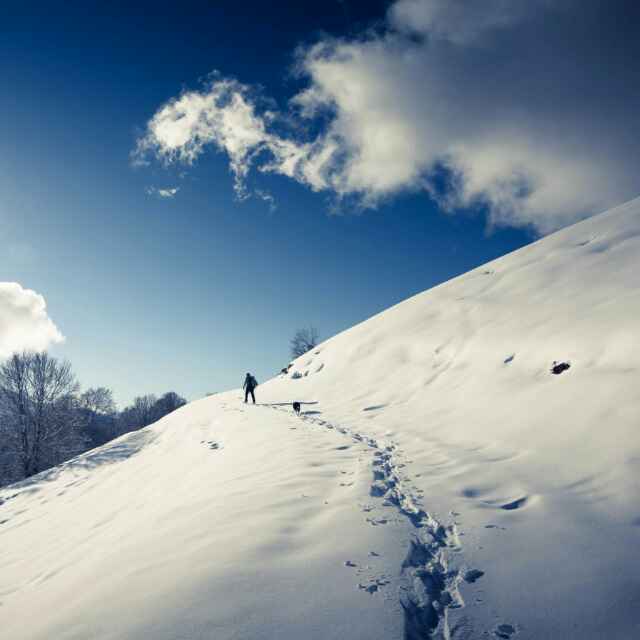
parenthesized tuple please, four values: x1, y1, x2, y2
(494, 623, 517, 639)
(293, 401, 301, 414)
(551, 361, 571, 375)
(463, 569, 485, 583)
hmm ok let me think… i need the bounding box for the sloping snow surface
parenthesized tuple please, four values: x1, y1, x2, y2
(2, 197, 640, 639)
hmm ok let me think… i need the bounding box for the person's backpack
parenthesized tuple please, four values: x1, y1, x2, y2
(250, 375, 258, 388)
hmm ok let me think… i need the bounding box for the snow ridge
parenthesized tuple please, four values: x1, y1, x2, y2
(267, 404, 465, 639)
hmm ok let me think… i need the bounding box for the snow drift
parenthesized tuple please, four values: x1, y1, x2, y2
(2, 197, 640, 639)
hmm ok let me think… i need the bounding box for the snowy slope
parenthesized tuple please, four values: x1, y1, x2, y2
(261, 196, 640, 639)
(0, 399, 411, 639)
(2, 197, 640, 639)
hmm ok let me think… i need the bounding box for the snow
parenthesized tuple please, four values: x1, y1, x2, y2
(2, 197, 640, 639)
(0, 403, 410, 639)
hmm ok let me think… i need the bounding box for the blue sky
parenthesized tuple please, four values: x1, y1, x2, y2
(2, 1, 638, 406)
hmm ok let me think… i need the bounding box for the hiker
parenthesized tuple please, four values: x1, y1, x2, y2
(243, 372, 258, 404)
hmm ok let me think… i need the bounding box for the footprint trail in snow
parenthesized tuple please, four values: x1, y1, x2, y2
(264, 403, 492, 639)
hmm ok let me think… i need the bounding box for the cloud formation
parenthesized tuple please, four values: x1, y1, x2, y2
(146, 186, 180, 198)
(134, 78, 303, 200)
(135, 0, 640, 233)
(0, 283, 64, 358)
(388, 0, 538, 44)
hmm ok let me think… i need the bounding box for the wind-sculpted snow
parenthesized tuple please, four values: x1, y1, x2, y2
(2, 197, 640, 639)
(263, 197, 640, 638)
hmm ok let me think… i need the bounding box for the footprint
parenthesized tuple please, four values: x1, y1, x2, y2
(494, 623, 517, 638)
(500, 496, 528, 510)
(463, 569, 485, 583)
(344, 560, 357, 567)
(463, 486, 532, 512)
(363, 404, 387, 412)
(359, 583, 379, 594)
(366, 517, 389, 526)
(358, 576, 390, 594)
(370, 482, 387, 497)
(335, 445, 350, 451)
(504, 354, 515, 364)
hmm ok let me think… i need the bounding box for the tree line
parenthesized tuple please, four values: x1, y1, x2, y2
(1, 327, 320, 488)
(0, 351, 186, 488)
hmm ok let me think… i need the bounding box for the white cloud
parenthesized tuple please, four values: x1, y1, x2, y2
(0, 283, 64, 358)
(134, 79, 278, 199)
(146, 186, 180, 198)
(134, 0, 640, 233)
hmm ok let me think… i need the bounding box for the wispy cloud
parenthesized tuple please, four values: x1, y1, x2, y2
(146, 186, 180, 199)
(255, 189, 277, 212)
(134, 0, 640, 233)
(0, 283, 64, 358)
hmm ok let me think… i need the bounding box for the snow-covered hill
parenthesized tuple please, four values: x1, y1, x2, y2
(2, 197, 640, 639)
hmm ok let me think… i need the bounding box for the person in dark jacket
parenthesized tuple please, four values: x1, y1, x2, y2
(243, 373, 258, 404)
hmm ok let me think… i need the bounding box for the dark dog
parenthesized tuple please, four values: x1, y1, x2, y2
(293, 401, 301, 415)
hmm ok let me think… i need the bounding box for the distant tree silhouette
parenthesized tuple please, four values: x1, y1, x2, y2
(290, 326, 319, 358)
(118, 392, 187, 434)
(0, 349, 188, 488)
(79, 387, 118, 447)
(154, 391, 187, 417)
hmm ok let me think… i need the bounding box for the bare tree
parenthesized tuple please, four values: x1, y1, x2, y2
(0, 353, 187, 487)
(116, 391, 186, 435)
(290, 326, 320, 359)
(153, 392, 186, 418)
(0, 352, 86, 479)
(80, 387, 116, 415)
(0, 354, 30, 476)
(123, 395, 157, 432)
(0, 393, 22, 485)
(79, 387, 118, 447)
